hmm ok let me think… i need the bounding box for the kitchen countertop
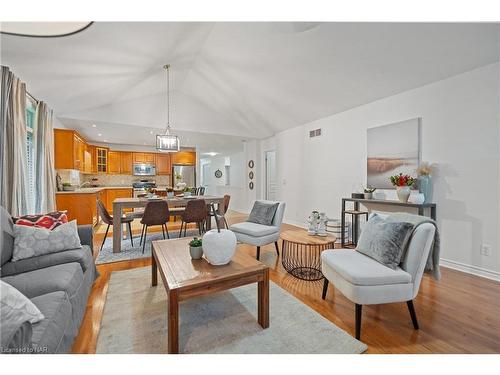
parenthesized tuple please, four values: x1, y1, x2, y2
(55, 186, 133, 194)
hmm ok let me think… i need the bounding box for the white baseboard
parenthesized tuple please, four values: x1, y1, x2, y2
(440, 258, 500, 282)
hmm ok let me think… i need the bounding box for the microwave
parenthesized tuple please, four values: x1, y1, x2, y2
(133, 163, 156, 176)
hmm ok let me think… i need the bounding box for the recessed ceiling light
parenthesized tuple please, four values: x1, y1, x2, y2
(103, 139, 108, 142)
(149, 131, 153, 135)
(98, 133, 102, 137)
(92, 124, 96, 128)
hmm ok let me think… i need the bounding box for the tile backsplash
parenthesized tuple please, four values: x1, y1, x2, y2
(82, 173, 170, 187)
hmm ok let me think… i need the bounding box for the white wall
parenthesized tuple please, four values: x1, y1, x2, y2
(261, 63, 500, 278)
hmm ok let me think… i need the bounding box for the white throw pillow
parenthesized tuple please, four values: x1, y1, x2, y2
(0, 280, 44, 346)
(12, 219, 82, 262)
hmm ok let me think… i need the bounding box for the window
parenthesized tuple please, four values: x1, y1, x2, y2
(26, 96, 36, 212)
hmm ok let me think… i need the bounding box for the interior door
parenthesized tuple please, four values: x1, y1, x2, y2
(265, 150, 277, 201)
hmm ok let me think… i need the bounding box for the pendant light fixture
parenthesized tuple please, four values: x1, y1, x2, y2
(156, 64, 180, 153)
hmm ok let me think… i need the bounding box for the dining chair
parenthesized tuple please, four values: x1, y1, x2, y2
(179, 199, 207, 237)
(207, 194, 230, 229)
(140, 200, 170, 253)
(97, 199, 135, 251)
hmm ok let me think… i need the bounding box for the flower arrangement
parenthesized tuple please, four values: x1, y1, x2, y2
(390, 173, 416, 187)
(416, 162, 435, 176)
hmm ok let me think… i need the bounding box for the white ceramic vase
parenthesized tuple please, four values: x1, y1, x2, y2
(396, 186, 411, 203)
(202, 229, 237, 265)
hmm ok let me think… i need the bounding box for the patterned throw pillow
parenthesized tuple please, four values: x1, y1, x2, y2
(12, 211, 68, 230)
(12, 220, 82, 262)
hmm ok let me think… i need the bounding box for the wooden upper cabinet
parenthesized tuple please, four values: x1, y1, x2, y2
(108, 151, 121, 174)
(133, 152, 156, 164)
(95, 147, 108, 173)
(54, 129, 87, 171)
(171, 151, 196, 165)
(156, 153, 171, 175)
(120, 152, 133, 174)
(83, 144, 93, 174)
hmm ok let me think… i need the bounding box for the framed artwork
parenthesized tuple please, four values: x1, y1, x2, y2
(367, 118, 421, 189)
(214, 169, 222, 178)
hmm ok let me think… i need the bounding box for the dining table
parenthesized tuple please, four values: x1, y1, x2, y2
(111, 195, 225, 253)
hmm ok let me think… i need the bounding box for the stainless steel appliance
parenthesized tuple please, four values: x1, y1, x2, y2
(172, 164, 196, 188)
(132, 180, 157, 213)
(133, 163, 156, 176)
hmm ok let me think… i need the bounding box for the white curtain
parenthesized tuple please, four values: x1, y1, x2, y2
(0, 66, 29, 216)
(35, 101, 56, 213)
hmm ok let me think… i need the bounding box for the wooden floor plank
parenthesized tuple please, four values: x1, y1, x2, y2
(71, 210, 500, 354)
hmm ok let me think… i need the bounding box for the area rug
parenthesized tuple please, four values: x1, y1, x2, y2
(96, 266, 367, 354)
(96, 229, 200, 264)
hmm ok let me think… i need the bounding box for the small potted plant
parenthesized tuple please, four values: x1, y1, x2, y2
(62, 182, 75, 191)
(189, 237, 203, 260)
(363, 187, 376, 199)
(390, 173, 416, 203)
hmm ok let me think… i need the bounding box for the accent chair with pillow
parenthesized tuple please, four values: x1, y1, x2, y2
(230, 200, 286, 260)
(0, 206, 98, 353)
(321, 212, 438, 340)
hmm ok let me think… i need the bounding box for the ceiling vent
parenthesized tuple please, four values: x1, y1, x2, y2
(309, 128, 322, 138)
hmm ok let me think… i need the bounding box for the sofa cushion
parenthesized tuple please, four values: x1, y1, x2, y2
(0, 280, 44, 348)
(247, 201, 279, 226)
(230, 221, 279, 237)
(1, 206, 15, 266)
(12, 220, 82, 262)
(30, 291, 74, 353)
(1, 262, 84, 300)
(356, 214, 414, 270)
(321, 249, 412, 286)
(0, 246, 92, 277)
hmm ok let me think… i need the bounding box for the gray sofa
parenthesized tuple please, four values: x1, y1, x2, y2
(0, 207, 97, 353)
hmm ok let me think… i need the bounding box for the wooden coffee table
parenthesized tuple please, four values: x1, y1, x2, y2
(151, 237, 270, 354)
(280, 229, 336, 281)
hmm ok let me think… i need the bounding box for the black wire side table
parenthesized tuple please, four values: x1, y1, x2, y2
(280, 230, 336, 281)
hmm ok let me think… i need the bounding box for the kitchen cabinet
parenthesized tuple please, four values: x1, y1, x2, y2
(108, 151, 121, 174)
(95, 147, 108, 173)
(133, 152, 156, 164)
(106, 188, 133, 213)
(55, 192, 98, 226)
(171, 150, 196, 165)
(155, 153, 171, 175)
(120, 152, 133, 174)
(54, 129, 89, 171)
(83, 144, 93, 174)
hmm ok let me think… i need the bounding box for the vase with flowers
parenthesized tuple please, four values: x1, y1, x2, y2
(416, 162, 435, 203)
(390, 173, 416, 203)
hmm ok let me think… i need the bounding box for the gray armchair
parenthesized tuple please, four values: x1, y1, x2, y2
(230, 200, 286, 260)
(321, 213, 436, 340)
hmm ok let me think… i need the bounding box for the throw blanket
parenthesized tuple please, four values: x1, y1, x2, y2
(387, 212, 441, 280)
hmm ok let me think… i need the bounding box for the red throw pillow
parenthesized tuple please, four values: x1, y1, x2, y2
(12, 211, 69, 230)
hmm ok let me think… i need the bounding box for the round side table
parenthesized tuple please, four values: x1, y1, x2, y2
(280, 230, 336, 281)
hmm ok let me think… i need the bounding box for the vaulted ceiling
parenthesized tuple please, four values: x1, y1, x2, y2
(1, 22, 499, 149)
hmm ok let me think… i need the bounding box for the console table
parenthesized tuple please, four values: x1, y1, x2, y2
(341, 198, 437, 247)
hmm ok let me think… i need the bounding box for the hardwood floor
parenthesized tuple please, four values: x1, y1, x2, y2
(72, 211, 500, 354)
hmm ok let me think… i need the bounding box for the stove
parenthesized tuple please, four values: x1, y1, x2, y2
(132, 180, 157, 213)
